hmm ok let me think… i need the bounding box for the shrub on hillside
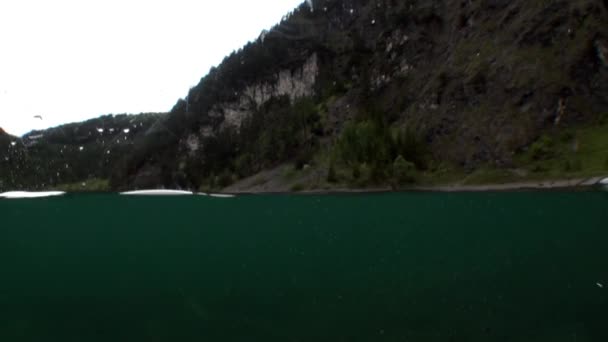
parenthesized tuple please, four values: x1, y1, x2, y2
(529, 135, 554, 160)
(392, 155, 416, 185)
(335, 119, 428, 184)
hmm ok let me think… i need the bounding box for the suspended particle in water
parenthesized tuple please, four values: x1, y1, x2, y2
(79, 146, 84, 151)
(123, 128, 130, 133)
(10, 141, 16, 146)
(598, 282, 604, 288)
(97, 128, 104, 133)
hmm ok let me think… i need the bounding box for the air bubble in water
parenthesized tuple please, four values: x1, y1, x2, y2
(79, 146, 84, 151)
(10, 141, 16, 146)
(97, 128, 104, 133)
(123, 128, 130, 133)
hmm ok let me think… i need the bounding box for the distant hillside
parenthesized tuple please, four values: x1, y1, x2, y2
(0, 113, 162, 191)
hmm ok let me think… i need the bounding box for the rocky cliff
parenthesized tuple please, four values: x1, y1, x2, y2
(109, 0, 606, 190)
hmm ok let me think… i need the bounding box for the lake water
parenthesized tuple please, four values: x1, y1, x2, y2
(1, 192, 607, 341)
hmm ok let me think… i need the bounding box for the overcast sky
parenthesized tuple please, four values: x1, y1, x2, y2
(0, 0, 304, 136)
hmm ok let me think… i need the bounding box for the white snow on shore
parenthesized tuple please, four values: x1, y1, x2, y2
(0, 191, 65, 199)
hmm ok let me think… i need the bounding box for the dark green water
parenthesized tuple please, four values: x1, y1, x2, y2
(0, 192, 607, 341)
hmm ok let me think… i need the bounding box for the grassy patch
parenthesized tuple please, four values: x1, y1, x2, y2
(460, 168, 521, 185)
(290, 183, 305, 192)
(281, 165, 300, 181)
(516, 122, 608, 178)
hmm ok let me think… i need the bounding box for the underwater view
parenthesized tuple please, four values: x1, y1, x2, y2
(1, 191, 607, 341)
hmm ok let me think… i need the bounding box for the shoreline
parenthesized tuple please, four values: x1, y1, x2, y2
(411, 176, 605, 193)
(2, 177, 605, 197)
(225, 176, 607, 194)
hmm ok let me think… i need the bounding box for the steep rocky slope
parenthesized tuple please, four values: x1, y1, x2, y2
(109, 0, 606, 190)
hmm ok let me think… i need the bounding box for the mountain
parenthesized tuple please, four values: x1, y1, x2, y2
(110, 0, 607, 190)
(0, 114, 162, 192)
(2, 0, 607, 192)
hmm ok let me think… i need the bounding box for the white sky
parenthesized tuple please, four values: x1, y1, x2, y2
(0, 0, 304, 136)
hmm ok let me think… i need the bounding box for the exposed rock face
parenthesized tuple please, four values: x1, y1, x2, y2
(597, 39, 608, 67)
(185, 134, 201, 156)
(209, 53, 318, 131)
(176, 53, 319, 161)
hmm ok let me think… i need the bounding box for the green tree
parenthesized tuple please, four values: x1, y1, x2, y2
(392, 155, 416, 185)
(327, 159, 338, 183)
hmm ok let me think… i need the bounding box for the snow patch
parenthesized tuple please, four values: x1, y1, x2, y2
(0, 191, 65, 199)
(120, 189, 193, 196)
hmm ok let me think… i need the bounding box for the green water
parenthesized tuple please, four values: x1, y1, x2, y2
(0, 192, 607, 341)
